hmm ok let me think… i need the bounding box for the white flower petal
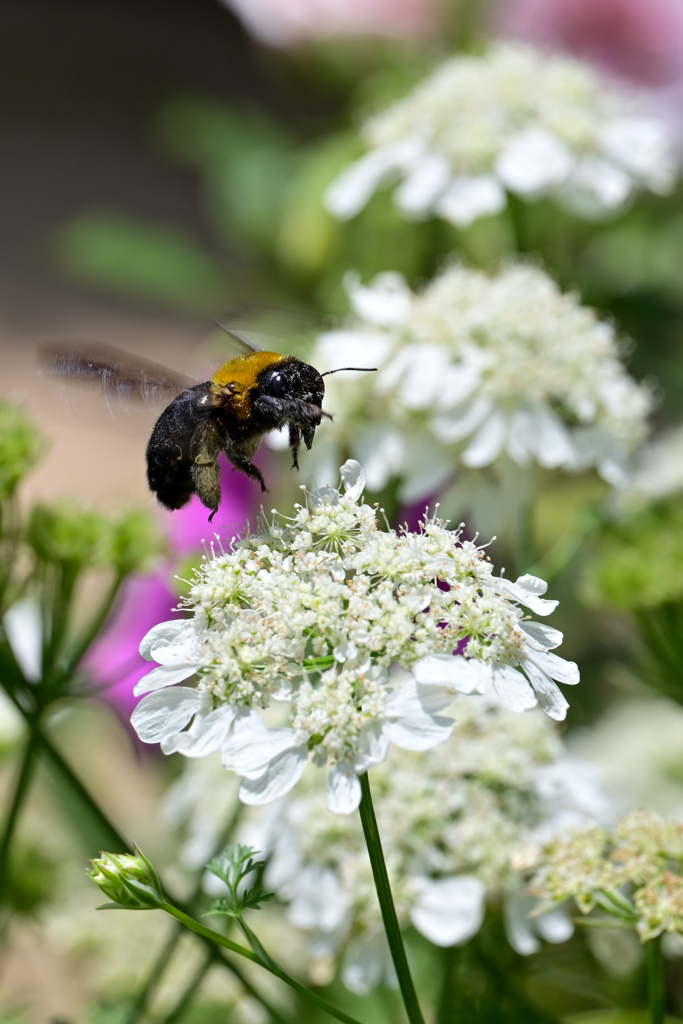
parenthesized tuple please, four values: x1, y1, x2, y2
(398, 345, 451, 410)
(505, 892, 540, 956)
(491, 665, 537, 713)
(139, 619, 192, 661)
(315, 329, 394, 370)
(410, 876, 485, 946)
(324, 138, 423, 219)
(4, 599, 42, 682)
(342, 931, 392, 995)
(600, 118, 675, 192)
(461, 410, 507, 467)
(340, 460, 365, 502)
(133, 660, 198, 696)
(239, 745, 309, 805)
(521, 660, 569, 722)
(496, 129, 573, 197)
(161, 704, 235, 757)
(436, 174, 506, 227)
(520, 622, 563, 652)
(354, 425, 404, 492)
(221, 713, 302, 779)
(431, 397, 493, 445)
(327, 762, 362, 814)
(289, 866, 349, 931)
(344, 271, 411, 326)
(536, 907, 574, 944)
(435, 364, 482, 412)
(525, 650, 579, 685)
(394, 152, 452, 217)
(385, 674, 455, 748)
(412, 655, 492, 697)
(561, 156, 632, 216)
(397, 439, 453, 504)
(131, 687, 202, 743)
(529, 407, 575, 469)
(496, 574, 558, 616)
(353, 723, 391, 773)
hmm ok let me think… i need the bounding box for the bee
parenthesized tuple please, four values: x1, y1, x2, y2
(40, 331, 374, 520)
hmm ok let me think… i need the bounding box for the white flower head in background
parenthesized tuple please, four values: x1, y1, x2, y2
(235, 697, 604, 992)
(132, 461, 578, 814)
(325, 42, 677, 226)
(307, 264, 652, 503)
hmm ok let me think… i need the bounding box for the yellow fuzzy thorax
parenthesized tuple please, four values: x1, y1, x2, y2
(210, 351, 285, 418)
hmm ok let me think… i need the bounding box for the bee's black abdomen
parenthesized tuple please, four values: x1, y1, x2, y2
(146, 382, 214, 510)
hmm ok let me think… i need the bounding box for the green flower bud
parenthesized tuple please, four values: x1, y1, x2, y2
(109, 509, 166, 576)
(27, 502, 111, 569)
(0, 403, 44, 500)
(87, 846, 164, 910)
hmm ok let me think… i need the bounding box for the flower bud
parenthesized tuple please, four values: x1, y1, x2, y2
(28, 502, 111, 569)
(0, 403, 44, 500)
(109, 509, 166, 576)
(87, 846, 164, 910)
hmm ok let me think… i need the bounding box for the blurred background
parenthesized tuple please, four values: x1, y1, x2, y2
(4, 0, 683, 1021)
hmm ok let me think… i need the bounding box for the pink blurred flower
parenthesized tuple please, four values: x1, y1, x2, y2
(85, 457, 258, 723)
(498, 0, 683, 87)
(221, 0, 439, 47)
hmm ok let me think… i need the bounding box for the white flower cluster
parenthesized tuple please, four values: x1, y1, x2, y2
(307, 264, 651, 501)
(236, 698, 603, 993)
(131, 462, 578, 814)
(325, 42, 676, 227)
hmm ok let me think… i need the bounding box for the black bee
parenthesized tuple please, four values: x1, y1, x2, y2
(40, 333, 374, 520)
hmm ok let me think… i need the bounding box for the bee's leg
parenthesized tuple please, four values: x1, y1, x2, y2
(288, 424, 302, 470)
(224, 441, 268, 492)
(191, 426, 222, 520)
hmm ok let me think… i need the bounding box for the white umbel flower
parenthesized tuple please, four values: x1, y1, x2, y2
(235, 696, 603, 990)
(307, 264, 651, 502)
(325, 42, 677, 226)
(132, 461, 578, 813)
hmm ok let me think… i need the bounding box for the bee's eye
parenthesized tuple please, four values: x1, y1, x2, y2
(270, 373, 285, 397)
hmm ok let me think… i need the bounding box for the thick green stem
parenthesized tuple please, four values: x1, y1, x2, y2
(647, 935, 665, 1024)
(125, 926, 180, 1024)
(162, 947, 214, 1024)
(65, 571, 125, 674)
(38, 725, 128, 852)
(358, 773, 426, 1024)
(0, 731, 39, 895)
(163, 904, 365, 1024)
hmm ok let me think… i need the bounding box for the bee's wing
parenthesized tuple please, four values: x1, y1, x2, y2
(214, 322, 264, 354)
(38, 343, 199, 408)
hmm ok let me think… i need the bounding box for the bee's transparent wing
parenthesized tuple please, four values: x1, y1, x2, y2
(38, 343, 198, 409)
(214, 322, 264, 355)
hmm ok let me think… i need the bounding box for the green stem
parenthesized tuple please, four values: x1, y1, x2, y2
(125, 926, 180, 1024)
(65, 571, 125, 674)
(0, 730, 39, 895)
(358, 773, 425, 1024)
(163, 904, 365, 1024)
(162, 947, 214, 1024)
(38, 725, 128, 852)
(127, 803, 247, 1022)
(647, 935, 665, 1024)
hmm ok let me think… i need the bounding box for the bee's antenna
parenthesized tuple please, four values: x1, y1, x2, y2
(321, 367, 377, 377)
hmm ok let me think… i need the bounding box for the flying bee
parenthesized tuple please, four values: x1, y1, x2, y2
(40, 331, 375, 520)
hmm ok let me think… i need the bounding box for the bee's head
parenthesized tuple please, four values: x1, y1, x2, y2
(259, 357, 325, 410)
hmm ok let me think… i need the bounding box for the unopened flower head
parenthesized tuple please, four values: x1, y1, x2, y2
(307, 265, 651, 501)
(87, 848, 164, 910)
(132, 461, 578, 814)
(234, 698, 600, 992)
(325, 42, 677, 226)
(529, 811, 683, 941)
